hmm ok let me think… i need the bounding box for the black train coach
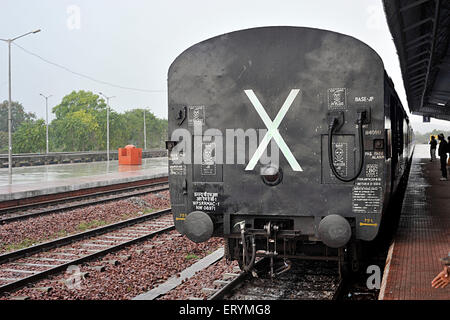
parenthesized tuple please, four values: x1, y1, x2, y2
(166, 26, 414, 274)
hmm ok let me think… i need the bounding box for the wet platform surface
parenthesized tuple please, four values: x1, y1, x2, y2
(379, 144, 450, 300)
(0, 158, 168, 201)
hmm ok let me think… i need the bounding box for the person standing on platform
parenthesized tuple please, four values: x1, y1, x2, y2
(429, 135, 437, 161)
(448, 136, 450, 166)
(437, 134, 448, 181)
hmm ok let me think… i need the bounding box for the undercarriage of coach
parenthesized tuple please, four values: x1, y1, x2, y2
(224, 215, 358, 278)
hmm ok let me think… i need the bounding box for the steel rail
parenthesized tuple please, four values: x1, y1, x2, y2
(208, 259, 267, 300)
(209, 258, 345, 300)
(0, 178, 168, 214)
(332, 278, 345, 300)
(0, 208, 171, 265)
(0, 183, 169, 224)
(0, 222, 174, 294)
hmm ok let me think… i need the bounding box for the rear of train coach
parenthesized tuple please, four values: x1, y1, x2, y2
(166, 26, 411, 268)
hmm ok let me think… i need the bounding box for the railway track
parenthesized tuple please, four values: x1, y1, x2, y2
(0, 180, 169, 224)
(0, 207, 173, 294)
(208, 258, 344, 300)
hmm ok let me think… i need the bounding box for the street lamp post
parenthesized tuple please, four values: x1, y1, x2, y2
(1, 29, 41, 184)
(143, 108, 147, 150)
(98, 92, 115, 162)
(39, 93, 52, 154)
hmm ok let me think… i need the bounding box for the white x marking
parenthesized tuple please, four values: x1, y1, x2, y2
(244, 89, 303, 171)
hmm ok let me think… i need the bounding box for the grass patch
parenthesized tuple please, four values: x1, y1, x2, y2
(76, 220, 109, 232)
(121, 213, 135, 220)
(185, 253, 200, 260)
(53, 229, 69, 238)
(1, 209, 160, 254)
(4, 238, 40, 252)
(121, 208, 154, 220)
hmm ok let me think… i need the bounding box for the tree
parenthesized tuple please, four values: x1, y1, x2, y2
(0, 100, 36, 132)
(12, 119, 46, 153)
(1, 92, 169, 154)
(51, 109, 101, 151)
(51, 90, 107, 151)
(120, 109, 167, 149)
(122, 109, 145, 147)
(52, 90, 106, 120)
(93, 108, 128, 150)
(0, 131, 7, 153)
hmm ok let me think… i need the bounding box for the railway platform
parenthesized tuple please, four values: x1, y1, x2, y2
(0, 157, 168, 202)
(379, 145, 450, 300)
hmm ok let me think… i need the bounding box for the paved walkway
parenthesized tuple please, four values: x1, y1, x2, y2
(0, 158, 168, 201)
(379, 152, 450, 300)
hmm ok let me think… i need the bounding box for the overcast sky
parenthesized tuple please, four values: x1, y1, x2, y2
(0, 0, 448, 133)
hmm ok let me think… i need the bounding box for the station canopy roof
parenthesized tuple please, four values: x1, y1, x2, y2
(383, 0, 450, 121)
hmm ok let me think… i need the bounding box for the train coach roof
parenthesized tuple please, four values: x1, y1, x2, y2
(383, 0, 450, 121)
(169, 26, 384, 72)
